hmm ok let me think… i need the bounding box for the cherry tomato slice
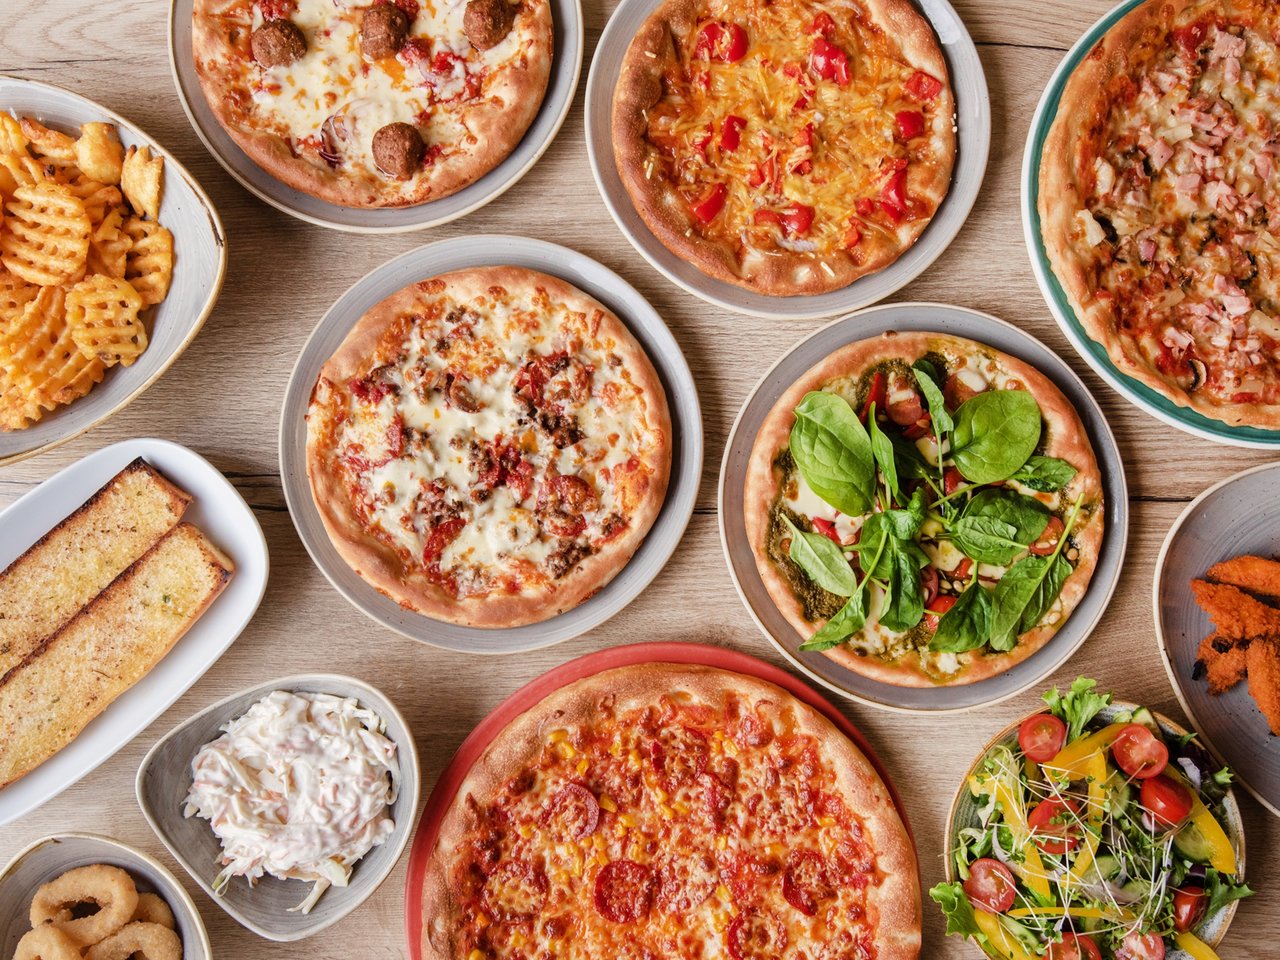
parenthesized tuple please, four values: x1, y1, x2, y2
(1029, 516, 1065, 556)
(1173, 885, 1207, 932)
(1116, 932, 1165, 960)
(894, 110, 925, 141)
(1046, 932, 1103, 960)
(923, 593, 957, 631)
(811, 516, 842, 545)
(1027, 796, 1082, 854)
(1018, 714, 1068, 763)
(689, 182, 727, 225)
(962, 858, 1016, 914)
(944, 467, 966, 496)
(860, 371, 887, 423)
(1110, 724, 1170, 779)
(953, 556, 974, 580)
(1141, 774, 1193, 829)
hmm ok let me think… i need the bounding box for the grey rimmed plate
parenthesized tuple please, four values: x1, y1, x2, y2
(166, 0, 582, 232)
(0, 833, 212, 960)
(1155, 462, 1280, 817)
(0, 76, 227, 466)
(278, 235, 702, 653)
(718, 302, 1129, 712)
(584, 0, 990, 320)
(136, 673, 420, 942)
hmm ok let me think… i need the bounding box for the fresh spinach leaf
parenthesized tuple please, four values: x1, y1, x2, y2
(912, 357, 944, 389)
(1010, 455, 1078, 493)
(889, 431, 931, 480)
(879, 542, 924, 632)
(783, 517, 855, 597)
(867, 404, 900, 500)
(913, 367, 954, 436)
(788, 392, 876, 516)
(882, 488, 928, 540)
(950, 515, 1024, 566)
(988, 556, 1049, 651)
(1020, 553, 1071, 630)
(930, 581, 993, 652)
(952, 390, 1042, 484)
(962, 489, 1050, 545)
(800, 589, 868, 651)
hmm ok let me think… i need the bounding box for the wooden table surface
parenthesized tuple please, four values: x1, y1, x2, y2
(2, 1, 1277, 956)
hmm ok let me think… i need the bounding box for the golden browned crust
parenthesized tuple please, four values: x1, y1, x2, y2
(1038, 0, 1280, 429)
(419, 663, 920, 960)
(611, 0, 955, 296)
(305, 266, 672, 628)
(743, 331, 1105, 688)
(191, 0, 554, 208)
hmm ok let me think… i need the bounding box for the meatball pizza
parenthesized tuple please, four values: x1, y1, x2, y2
(1039, 0, 1280, 428)
(419, 663, 921, 960)
(191, 0, 553, 208)
(305, 266, 671, 627)
(612, 0, 956, 296)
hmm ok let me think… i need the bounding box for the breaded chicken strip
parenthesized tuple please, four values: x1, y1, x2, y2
(1245, 639, 1280, 736)
(1192, 580, 1280, 640)
(1193, 633, 1249, 694)
(1208, 555, 1280, 601)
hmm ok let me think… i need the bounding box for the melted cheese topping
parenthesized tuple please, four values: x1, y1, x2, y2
(1067, 7, 1280, 408)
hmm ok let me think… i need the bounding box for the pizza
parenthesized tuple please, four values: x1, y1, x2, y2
(191, 0, 553, 208)
(744, 332, 1105, 688)
(304, 266, 671, 627)
(419, 663, 921, 960)
(1039, 0, 1280, 429)
(611, 0, 956, 297)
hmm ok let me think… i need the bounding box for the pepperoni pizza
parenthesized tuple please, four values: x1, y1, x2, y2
(419, 663, 921, 960)
(611, 0, 956, 296)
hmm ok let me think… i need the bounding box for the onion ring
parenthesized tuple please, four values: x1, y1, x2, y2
(131, 893, 176, 930)
(29, 864, 138, 946)
(84, 922, 182, 960)
(13, 925, 82, 960)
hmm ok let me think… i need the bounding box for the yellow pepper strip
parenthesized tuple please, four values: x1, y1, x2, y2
(974, 909, 1037, 960)
(1174, 932, 1221, 960)
(1064, 753, 1107, 886)
(1164, 769, 1236, 874)
(1045, 723, 1129, 777)
(1008, 905, 1135, 922)
(978, 778, 1053, 901)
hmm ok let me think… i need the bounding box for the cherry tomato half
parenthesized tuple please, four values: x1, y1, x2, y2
(923, 593, 957, 631)
(1173, 886, 1207, 932)
(1111, 724, 1169, 779)
(1029, 516, 1065, 556)
(1045, 932, 1103, 960)
(1115, 931, 1165, 960)
(1027, 796, 1082, 854)
(1140, 774, 1193, 830)
(962, 858, 1016, 914)
(944, 467, 966, 496)
(1018, 714, 1068, 763)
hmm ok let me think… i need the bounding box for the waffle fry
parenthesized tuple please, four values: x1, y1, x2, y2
(0, 151, 47, 195)
(122, 217, 173, 306)
(67, 275, 147, 367)
(0, 182, 91, 285)
(19, 118, 78, 175)
(87, 209, 129, 279)
(0, 115, 28, 155)
(0, 287, 105, 429)
(0, 273, 39, 323)
(74, 123, 123, 185)
(121, 146, 162, 220)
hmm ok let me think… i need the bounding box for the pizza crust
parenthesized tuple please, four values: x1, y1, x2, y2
(419, 663, 921, 960)
(744, 331, 1105, 688)
(305, 266, 672, 627)
(611, 0, 956, 297)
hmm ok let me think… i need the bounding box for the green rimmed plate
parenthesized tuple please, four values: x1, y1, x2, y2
(1020, 0, 1280, 450)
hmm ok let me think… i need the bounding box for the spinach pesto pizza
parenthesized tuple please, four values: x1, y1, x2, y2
(744, 332, 1105, 687)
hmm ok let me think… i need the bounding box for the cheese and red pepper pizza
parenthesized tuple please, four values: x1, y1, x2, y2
(304, 266, 671, 627)
(191, 0, 553, 208)
(419, 663, 921, 960)
(1039, 0, 1280, 429)
(611, 0, 956, 297)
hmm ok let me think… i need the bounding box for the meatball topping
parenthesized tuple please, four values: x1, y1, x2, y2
(250, 19, 307, 67)
(372, 122, 426, 180)
(463, 0, 515, 51)
(359, 3, 410, 60)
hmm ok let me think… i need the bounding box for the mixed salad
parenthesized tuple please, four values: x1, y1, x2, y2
(931, 679, 1252, 960)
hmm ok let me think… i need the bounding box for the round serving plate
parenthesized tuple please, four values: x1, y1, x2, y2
(401, 641, 917, 960)
(0, 75, 227, 467)
(279, 235, 702, 653)
(718, 302, 1129, 713)
(583, 0, 990, 320)
(1154, 461, 1280, 818)
(1021, 0, 1280, 450)
(166, 0, 583, 233)
(944, 702, 1247, 958)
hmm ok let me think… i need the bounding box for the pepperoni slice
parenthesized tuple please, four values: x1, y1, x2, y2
(654, 851, 717, 914)
(483, 859, 548, 921)
(721, 851, 781, 906)
(727, 910, 788, 960)
(648, 725, 709, 792)
(543, 783, 600, 840)
(782, 850, 832, 916)
(733, 708, 773, 748)
(593, 860, 653, 923)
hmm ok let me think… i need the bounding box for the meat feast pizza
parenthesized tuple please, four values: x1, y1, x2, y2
(305, 266, 671, 627)
(191, 0, 553, 207)
(419, 663, 921, 960)
(611, 0, 956, 297)
(1039, 0, 1280, 429)
(744, 332, 1105, 687)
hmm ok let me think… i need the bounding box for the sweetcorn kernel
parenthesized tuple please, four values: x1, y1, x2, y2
(469, 950, 485, 960)
(518, 823, 534, 839)
(599, 794, 618, 812)
(576, 757, 590, 775)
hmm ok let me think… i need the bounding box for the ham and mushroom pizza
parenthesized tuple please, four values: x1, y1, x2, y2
(419, 663, 921, 960)
(1039, 0, 1280, 429)
(611, 0, 956, 296)
(305, 266, 671, 627)
(191, 0, 553, 207)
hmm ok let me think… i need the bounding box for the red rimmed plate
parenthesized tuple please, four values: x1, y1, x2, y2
(402, 641, 915, 958)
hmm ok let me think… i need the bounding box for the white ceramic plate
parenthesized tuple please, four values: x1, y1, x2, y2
(166, 0, 583, 232)
(279, 235, 702, 653)
(0, 833, 213, 960)
(1155, 462, 1280, 818)
(0, 76, 227, 466)
(718, 303, 1129, 712)
(584, 0, 990, 320)
(0, 438, 268, 827)
(137, 673, 420, 941)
